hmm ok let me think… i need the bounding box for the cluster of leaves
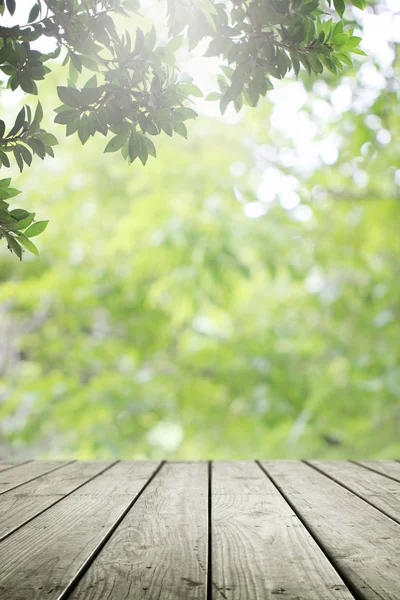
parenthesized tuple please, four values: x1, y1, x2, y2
(168, 0, 366, 113)
(0, 177, 48, 259)
(0, 104, 57, 170)
(0, 0, 366, 259)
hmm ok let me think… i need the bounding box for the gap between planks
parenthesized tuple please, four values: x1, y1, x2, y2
(304, 460, 400, 526)
(0, 460, 76, 496)
(0, 461, 118, 542)
(262, 460, 400, 600)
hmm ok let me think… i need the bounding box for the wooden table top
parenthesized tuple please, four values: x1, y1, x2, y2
(0, 460, 399, 599)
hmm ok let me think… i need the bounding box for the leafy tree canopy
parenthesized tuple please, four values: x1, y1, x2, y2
(0, 0, 366, 258)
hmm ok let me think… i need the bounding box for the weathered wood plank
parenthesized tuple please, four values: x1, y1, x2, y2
(0, 460, 71, 495)
(211, 461, 352, 600)
(354, 461, 400, 483)
(0, 461, 31, 474)
(263, 460, 400, 600)
(308, 460, 400, 524)
(0, 461, 159, 600)
(0, 461, 114, 541)
(69, 461, 209, 600)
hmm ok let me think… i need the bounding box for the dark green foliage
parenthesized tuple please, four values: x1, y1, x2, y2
(0, 0, 366, 258)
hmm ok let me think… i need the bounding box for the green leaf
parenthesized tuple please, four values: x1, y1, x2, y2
(6, 0, 16, 15)
(33, 101, 43, 125)
(36, 132, 58, 146)
(8, 107, 25, 137)
(335, 52, 353, 67)
(344, 36, 363, 50)
(4, 186, 20, 199)
(5, 233, 22, 259)
(165, 35, 184, 53)
(350, 0, 367, 8)
(9, 208, 30, 220)
(19, 72, 38, 95)
(205, 37, 231, 57)
(0, 178, 11, 190)
(128, 131, 140, 162)
(19, 145, 32, 166)
(54, 110, 80, 125)
(143, 135, 157, 157)
(174, 122, 187, 138)
(27, 138, 46, 159)
(0, 209, 12, 223)
(13, 148, 24, 172)
(16, 232, 39, 256)
(205, 92, 221, 101)
(0, 152, 10, 167)
(57, 86, 83, 108)
(137, 133, 149, 165)
(84, 75, 98, 89)
(104, 133, 129, 153)
(16, 213, 35, 230)
(179, 83, 203, 97)
(28, 2, 40, 23)
(78, 115, 91, 144)
(177, 107, 198, 120)
(69, 52, 82, 73)
(25, 220, 49, 238)
(333, 0, 345, 17)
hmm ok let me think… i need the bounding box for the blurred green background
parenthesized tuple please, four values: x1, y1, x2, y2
(0, 2, 399, 460)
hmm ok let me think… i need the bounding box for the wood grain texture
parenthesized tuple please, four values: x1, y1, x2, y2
(0, 461, 159, 600)
(263, 460, 400, 600)
(308, 460, 400, 524)
(69, 461, 209, 600)
(0, 461, 114, 541)
(0, 460, 71, 495)
(211, 461, 352, 600)
(354, 461, 400, 483)
(0, 461, 31, 473)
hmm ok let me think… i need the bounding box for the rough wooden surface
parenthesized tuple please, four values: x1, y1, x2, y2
(263, 460, 400, 600)
(354, 460, 400, 483)
(0, 460, 71, 495)
(308, 460, 400, 524)
(70, 461, 208, 600)
(0, 461, 114, 541)
(0, 460, 31, 474)
(211, 461, 352, 600)
(0, 461, 160, 600)
(0, 459, 398, 600)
